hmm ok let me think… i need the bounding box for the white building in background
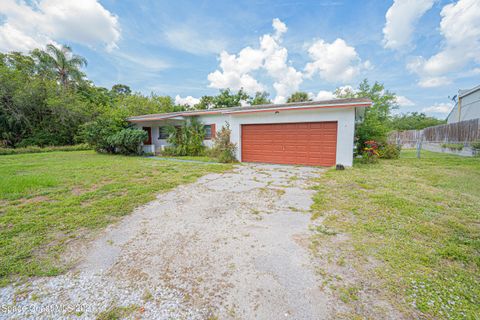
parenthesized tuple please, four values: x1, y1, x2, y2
(447, 85, 480, 123)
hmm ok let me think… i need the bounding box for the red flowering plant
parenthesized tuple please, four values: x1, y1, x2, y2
(361, 140, 380, 163)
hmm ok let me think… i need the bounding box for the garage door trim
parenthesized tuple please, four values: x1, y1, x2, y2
(241, 121, 338, 166)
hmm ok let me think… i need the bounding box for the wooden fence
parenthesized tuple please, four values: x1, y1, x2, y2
(388, 118, 480, 144)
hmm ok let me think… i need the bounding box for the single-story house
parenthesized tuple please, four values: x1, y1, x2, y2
(127, 97, 372, 167)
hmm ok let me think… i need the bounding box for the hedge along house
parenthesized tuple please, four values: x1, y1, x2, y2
(127, 98, 372, 167)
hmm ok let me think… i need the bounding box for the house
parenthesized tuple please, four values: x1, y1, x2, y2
(447, 85, 480, 124)
(127, 98, 372, 167)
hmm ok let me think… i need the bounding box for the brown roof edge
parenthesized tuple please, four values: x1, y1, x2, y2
(127, 97, 372, 121)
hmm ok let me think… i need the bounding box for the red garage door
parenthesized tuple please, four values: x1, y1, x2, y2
(241, 122, 338, 166)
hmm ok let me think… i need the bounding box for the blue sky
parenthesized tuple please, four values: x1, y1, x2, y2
(1, 0, 479, 118)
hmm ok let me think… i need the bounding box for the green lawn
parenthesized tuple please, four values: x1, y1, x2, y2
(0, 151, 231, 286)
(311, 151, 479, 319)
(155, 155, 219, 162)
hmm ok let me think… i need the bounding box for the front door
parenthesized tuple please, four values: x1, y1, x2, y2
(142, 127, 152, 144)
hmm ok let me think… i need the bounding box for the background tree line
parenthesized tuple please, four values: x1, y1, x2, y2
(0, 44, 444, 151)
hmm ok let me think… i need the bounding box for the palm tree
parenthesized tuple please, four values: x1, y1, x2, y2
(32, 44, 87, 88)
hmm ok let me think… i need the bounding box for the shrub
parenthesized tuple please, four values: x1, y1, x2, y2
(107, 128, 147, 155)
(0, 144, 91, 155)
(360, 140, 380, 164)
(210, 123, 237, 163)
(441, 143, 464, 151)
(79, 118, 123, 153)
(379, 143, 401, 159)
(165, 118, 205, 156)
(16, 131, 71, 148)
(470, 140, 480, 151)
(355, 113, 389, 155)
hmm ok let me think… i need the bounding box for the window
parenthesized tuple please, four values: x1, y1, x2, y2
(158, 126, 169, 139)
(204, 124, 216, 139)
(204, 125, 212, 139)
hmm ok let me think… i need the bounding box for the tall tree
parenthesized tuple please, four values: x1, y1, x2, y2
(335, 79, 397, 149)
(32, 44, 87, 88)
(111, 84, 132, 96)
(250, 91, 272, 105)
(287, 91, 311, 103)
(195, 89, 250, 109)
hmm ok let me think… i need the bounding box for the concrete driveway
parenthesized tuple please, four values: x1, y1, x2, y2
(1, 164, 331, 319)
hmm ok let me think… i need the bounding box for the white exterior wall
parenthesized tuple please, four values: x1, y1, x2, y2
(447, 89, 480, 123)
(193, 115, 228, 148)
(200, 107, 356, 167)
(133, 119, 183, 152)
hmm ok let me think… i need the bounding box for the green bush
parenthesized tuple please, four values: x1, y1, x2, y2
(379, 143, 401, 159)
(355, 113, 389, 155)
(470, 140, 480, 151)
(209, 123, 237, 163)
(164, 118, 205, 156)
(78, 117, 124, 153)
(107, 128, 147, 155)
(0, 144, 91, 155)
(359, 140, 380, 164)
(441, 143, 464, 151)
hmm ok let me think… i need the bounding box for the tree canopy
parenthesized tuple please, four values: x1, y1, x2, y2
(390, 112, 445, 131)
(287, 91, 311, 103)
(195, 89, 250, 109)
(31, 44, 87, 88)
(335, 79, 398, 148)
(1, 44, 445, 152)
(0, 47, 182, 147)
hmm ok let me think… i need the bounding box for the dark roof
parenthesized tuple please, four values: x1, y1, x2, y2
(127, 97, 372, 122)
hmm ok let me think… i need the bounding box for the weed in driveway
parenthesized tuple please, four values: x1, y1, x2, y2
(142, 289, 153, 302)
(96, 304, 139, 320)
(338, 285, 361, 304)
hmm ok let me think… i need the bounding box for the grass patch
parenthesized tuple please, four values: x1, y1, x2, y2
(0, 151, 231, 285)
(338, 285, 361, 304)
(0, 144, 91, 155)
(155, 155, 218, 162)
(96, 304, 139, 320)
(311, 150, 479, 319)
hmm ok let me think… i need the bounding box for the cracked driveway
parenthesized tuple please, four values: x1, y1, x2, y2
(1, 163, 330, 319)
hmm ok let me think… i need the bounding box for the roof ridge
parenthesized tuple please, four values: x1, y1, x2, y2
(127, 97, 372, 121)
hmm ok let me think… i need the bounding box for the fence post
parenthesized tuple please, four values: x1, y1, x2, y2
(416, 136, 422, 159)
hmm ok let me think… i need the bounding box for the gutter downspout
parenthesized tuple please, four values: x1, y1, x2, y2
(458, 96, 462, 122)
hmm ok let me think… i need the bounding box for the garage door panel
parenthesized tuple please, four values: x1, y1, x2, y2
(241, 121, 337, 166)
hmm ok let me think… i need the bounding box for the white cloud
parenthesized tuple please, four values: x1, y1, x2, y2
(418, 76, 452, 88)
(164, 27, 226, 55)
(308, 85, 356, 101)
(408, 0, 480, 87)
(113, 51, 169, 71)
(383, 0, 434, 50)
(174, 95, 200, 108)
(422, 102, 453, 114)
(0, 0, 120, 52)
(208, 18, 303, 103)
(304, 38, 367, 83)
(395, 95, 415, 107)
(272, 18, 287, 39)
(312, 90, 335, 101)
